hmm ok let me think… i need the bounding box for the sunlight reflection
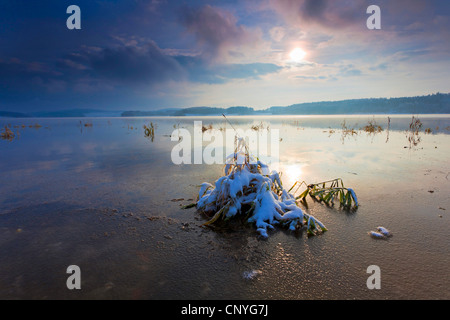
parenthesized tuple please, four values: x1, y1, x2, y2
(282, 163, 305, 188)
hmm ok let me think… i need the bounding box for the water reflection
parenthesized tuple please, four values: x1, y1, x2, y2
(281, 163, 305, 188)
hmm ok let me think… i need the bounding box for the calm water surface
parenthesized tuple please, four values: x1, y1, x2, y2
(0, 115, 449, 299)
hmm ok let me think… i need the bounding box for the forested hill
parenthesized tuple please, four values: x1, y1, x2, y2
(266, 93, 450, 115)
(122, 93, 450, 117)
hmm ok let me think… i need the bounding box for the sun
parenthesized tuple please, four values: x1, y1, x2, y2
(289, 47, 306, 63)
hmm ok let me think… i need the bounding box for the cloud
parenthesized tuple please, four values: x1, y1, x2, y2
(179, 4, 262, 61)
(295, 75, 328, 80)
(144, 0, 166, 13)
(0, 57, 63, 93)
(218, 63, 282, 80)
(86, 41, 186, 85)
(0, 40, 189, 109)
(389, 49, 433, 62)
(269, 0, 367, 30)
(57, 58, 89, 71)
(338, 64, 363, 77)
(1, 35, 282, 101)
(66, 39, 282, 86)
(0, 58, 55, 77)
(269, 26, 286, 42)
(302, 0, 328, 20)
(369, 63, 389, 71)
(176, 55, 282, 84)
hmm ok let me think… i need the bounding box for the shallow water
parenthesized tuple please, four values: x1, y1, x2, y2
(0, 115, 449, 299)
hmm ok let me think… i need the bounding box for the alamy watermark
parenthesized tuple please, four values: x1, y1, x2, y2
(170, 121, 280, 170)
(367, 5, 381, 30)
(366, 265, 381, 290)
(66, 265, 81, 290)
(66, 5, 81, 30)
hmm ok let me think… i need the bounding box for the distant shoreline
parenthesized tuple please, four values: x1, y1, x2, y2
(1, 93, 449, 118)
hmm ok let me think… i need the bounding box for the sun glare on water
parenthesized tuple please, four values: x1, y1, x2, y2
(284, 164, 303, 187)
(289, 47, 306, 63)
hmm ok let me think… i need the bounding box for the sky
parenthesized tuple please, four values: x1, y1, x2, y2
(1, 0, 449, 112)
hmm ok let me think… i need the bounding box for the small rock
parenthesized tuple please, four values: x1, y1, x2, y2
(369, 231, 385, 239)
(242, 270, 262, 280)
(180, 223, 190, 231)
(377, 226, 392, 237)
(105, 282, 114, 290)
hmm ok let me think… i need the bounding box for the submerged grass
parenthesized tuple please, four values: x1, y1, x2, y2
(362, 117, 383, 134)
(251, 122, 269, 131)
(1, 125, 15, 141)
(340, 120, 358, 143)
(1, 122, 47, 141)
(202, 124, 213, 132)
(406, 116, 423, 148)
(143, 122, 155, 141)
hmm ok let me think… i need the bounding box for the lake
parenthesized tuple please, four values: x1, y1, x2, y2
(0, 115, 449, 299)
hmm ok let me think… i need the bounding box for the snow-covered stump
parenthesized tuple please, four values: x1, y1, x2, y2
(196, 138, 327, 239)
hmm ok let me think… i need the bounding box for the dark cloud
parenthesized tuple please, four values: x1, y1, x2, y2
(175, 55, 282, 84)
(179, 4, 260, 60)
(0, 41, 187, 94)
(87, 42, 186, 85)
(271, 0, 450, 38)
(0, 34, 282, 111)
(180, 5, 243, 47)
(302, 0, 328, 20)
(0, 58, 61, 94)
(61, 40, 282, 86)
(270, 0, 367, 29)
(0, 40, 186, 111)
